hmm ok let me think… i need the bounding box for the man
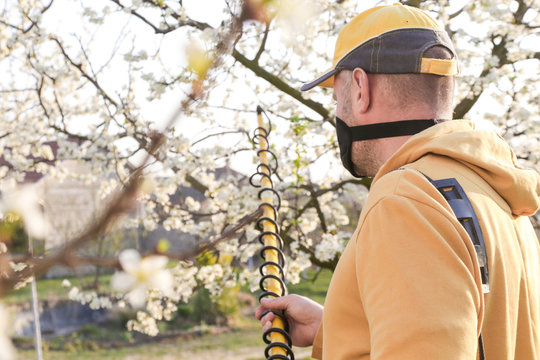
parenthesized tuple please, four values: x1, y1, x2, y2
(256, 3, 540, 359)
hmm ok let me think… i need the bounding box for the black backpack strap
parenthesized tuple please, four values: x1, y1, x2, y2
(424, 176, 490, 294)
(423, 175, 489, 360)
(478, 332, 486, 360)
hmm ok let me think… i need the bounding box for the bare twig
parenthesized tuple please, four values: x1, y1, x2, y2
(254, 21, 271, 63)
(191, 130, 250, 147)
(109, 0, 211, 34)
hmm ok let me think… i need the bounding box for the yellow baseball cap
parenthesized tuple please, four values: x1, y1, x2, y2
(300, 3, 458, 91)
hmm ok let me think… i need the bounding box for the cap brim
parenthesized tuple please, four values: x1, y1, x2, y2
(300, 68, 338, 91)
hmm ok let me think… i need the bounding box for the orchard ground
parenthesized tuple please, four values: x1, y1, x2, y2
(9, 268, 331, 359)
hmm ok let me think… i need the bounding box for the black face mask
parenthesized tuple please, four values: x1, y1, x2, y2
(335, 117, 440, 178)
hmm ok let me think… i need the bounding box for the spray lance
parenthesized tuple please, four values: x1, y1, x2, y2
(249, 106, 295, 360)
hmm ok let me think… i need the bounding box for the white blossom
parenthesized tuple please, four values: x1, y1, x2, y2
(315, 233, 346, 263)
(68, 286, 80, 301)
(67, 286, 113, 310)
(197, 264, 224, 296)
(127, 311, 159, 336)
(286, 252, 312, 285)
(0, 185, 50, 239)
(239, 268, 261, 293)
(14, 276, 33, 290)
(111, 249, 174, 308)
(171, 263, 198, 303)
(185, 196, 200, 211)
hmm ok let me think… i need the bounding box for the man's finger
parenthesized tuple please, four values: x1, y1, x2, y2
(255, 306, 266, 319)
(260, 311, 274, 324)
(260, 295, 290, 310)
(262, 319, 273, 332)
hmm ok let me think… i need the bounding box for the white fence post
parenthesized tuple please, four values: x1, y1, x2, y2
(29, 236, 43, 360)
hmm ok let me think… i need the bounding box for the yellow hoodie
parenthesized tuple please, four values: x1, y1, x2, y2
(312, 120, 540, 359)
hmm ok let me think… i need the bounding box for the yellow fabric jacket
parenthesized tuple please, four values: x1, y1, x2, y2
(312, 120, 540, 359)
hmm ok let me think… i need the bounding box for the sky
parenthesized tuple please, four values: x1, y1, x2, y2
(30, 0, 539, 180)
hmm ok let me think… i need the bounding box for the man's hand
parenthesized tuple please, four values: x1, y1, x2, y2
(255, 294, 323, 347)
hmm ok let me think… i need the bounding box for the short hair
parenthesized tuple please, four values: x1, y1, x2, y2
(375, 46, 455, 114)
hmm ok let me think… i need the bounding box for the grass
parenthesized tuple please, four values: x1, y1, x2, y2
(288, 268, 332, 306)
(5, 266, 332, 306)
(5, 259, 182, 305)
(17, 324, 316, 360)
(10, 267, 332, 359)
(4, 273, 113, 305)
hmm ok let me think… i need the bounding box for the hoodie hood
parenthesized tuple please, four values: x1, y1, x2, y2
(374, 120, 540, 216)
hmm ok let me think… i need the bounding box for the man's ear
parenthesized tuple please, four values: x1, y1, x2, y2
(351, 68, 370, 114)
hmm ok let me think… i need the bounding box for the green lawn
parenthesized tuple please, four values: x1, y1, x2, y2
(10, 267, 332, 359)
(288, 268, 332, 305)
(4, 273, 112, 304)
(16, 324, 316, 359)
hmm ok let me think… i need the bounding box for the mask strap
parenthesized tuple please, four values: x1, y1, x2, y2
(349, 119, 440, 141)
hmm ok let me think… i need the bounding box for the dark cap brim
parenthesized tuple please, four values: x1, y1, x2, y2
(300, 68, 339, 91)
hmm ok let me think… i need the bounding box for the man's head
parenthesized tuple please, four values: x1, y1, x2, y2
(301, 4, 458, 177)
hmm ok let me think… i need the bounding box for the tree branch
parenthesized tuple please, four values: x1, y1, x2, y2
(0, 0, 54, 34)
(191, 129, 250, 147)
(109, 0, 211, 34)
(0, 11, 246, 296)
(232, 49, 331, 122)
(9, 207, 263, 271)
(254, 21, 271, 63)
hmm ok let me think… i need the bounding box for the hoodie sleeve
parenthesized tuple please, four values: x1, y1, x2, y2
(355, 192, 483, 359)
(311, 322, 323, 359)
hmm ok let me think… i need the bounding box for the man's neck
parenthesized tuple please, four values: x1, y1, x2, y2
(357, 105, 450, 173)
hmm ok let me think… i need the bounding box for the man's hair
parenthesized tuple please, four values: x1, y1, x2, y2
(377, 46, 455, 115)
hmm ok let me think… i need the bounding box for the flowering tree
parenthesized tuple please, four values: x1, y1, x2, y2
(0, 0, 538, 348)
